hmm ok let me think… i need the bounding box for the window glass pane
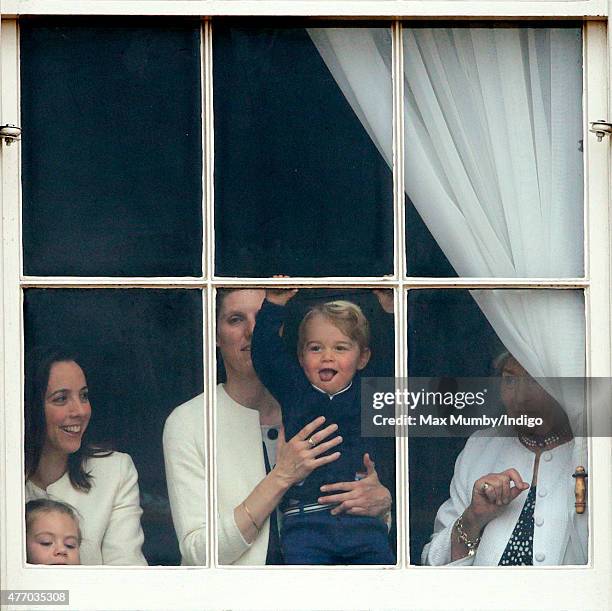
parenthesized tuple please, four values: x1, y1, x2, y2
(407, 289, 587, 566)
(213, 23, 393, 277)
(21, 19, 203, 277)
(214, 288, 395, 565)
(403, 25, 584, 278)
(24, 289, 203, 566)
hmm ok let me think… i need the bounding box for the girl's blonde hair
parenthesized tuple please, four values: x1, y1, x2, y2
(25, 499, 82, 545)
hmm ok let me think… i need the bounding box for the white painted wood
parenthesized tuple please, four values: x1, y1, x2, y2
(583, 18, 612, 577)
(391, 22, 407, 568)
(584, 21, 611, 378)
(1, 0, 608, 18)
(0, 15, 26, 595)
(203, 22, 215, 571)
(203, 20, 213, 281)
(1, 13, 610, 611)
(0, 15, 6, 598)
(393, 22, 404, 282)
(18, 276, 590, 287)
(4, 559, 612, 610)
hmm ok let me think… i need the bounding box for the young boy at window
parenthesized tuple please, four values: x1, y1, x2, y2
(251, 288, 394, 565)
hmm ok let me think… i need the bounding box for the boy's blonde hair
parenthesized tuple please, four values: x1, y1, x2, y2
(297, 301, 370, 355)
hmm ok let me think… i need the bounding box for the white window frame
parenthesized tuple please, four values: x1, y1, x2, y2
(1, 3, 610, 609)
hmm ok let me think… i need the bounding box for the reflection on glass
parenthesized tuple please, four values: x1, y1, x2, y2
(24, 289, 203, 565)
(21, 20, 203, 277)
(213, 24, 393, 277)
(408, 289, 587, 566)
(209, 288, 395, 565)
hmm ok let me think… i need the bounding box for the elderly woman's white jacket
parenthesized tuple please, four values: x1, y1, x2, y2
(25, 452, 147, 565)
(422, 430, 588, 566)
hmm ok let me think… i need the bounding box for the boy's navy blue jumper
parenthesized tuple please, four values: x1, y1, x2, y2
(251, 299, 394, 564)
(251, 299, 375, 507)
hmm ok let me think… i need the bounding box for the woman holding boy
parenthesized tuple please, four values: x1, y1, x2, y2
(252, 288, 394, 564)
(163, 288, 393, 565)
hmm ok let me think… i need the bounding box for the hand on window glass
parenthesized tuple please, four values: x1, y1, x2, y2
(266, 275, 299, 306)
(373, 289, 394, 314)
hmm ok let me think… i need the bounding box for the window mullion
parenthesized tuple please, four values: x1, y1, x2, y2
(204, 18, 215, 283)
(393, 19, 406, 283)
(391, 18, 408, 568)
(14, 278, 589, 289)
(202, 18, 215, 569)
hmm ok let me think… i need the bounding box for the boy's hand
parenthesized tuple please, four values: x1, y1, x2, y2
(266, 275, 298, 306)
(373, 289, 394, 314)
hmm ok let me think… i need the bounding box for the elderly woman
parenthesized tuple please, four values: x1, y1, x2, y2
(25, 348, 147, 565)
(163, 288, 393, 565)
(422, 354, 587, 566)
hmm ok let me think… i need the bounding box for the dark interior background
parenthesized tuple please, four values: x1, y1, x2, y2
(213, 23, 394, 277)
(407, 289, 505, 564)
(24, 289, 204, 565)
(19, 16, 513, 568)
(405, 196, 458, 277)
(20, 18, 203, 277)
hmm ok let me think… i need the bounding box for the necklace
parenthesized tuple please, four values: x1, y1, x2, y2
(519, 425, 572, 450)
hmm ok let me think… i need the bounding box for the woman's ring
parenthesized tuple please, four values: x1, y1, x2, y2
(308, 437, 316, 448)
(481, 482, 491, 492)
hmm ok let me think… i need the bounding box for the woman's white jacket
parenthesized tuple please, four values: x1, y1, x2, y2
(163, 384, 269, 566)
(422, 430, 588, 566)
(25, 452, 147, 565)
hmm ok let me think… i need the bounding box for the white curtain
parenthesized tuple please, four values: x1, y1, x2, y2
(307, 26, 585, 428)
(308, 26, 585, 451)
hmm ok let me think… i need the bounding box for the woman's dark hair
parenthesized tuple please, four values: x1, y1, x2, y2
(215, 288, 240, 322)
(25, 347, 111, 492)
(215, 289, 242, 383)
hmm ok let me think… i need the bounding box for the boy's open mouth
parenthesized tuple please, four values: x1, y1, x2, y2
(318, 368, 338, 382)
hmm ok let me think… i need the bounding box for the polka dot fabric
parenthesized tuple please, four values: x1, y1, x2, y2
(498, 486, 536, 566)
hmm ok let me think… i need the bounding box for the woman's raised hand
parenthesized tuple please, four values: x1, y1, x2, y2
(272, 416, 342, 489)
(464, 469, 530, 530)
